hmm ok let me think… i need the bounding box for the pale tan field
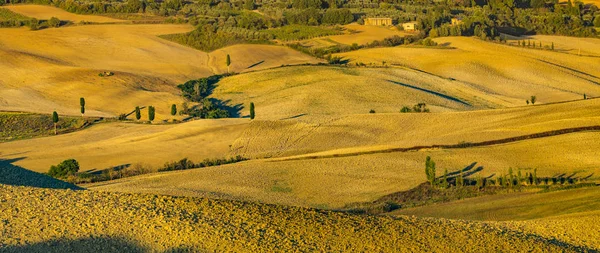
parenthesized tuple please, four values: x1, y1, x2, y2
(505, 34, 600, 57)
(88, 131, 600, 209)
(228, 98, 600, 159)
(208, 44, 324, 74)
(327, 23, 407, 45)
(0, 24, 207, 119)
(2, 5, 125, 23)
(0, 119, 248, 173)
(0, 25, 321, 118)
(337, 36, 600, 107)
(0, 184, 586, 252)
(209, 65, 479, 121)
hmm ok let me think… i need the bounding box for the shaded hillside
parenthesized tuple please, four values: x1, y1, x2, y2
(0, 158, 81, 190)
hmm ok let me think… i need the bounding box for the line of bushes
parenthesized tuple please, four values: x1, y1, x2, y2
(158, 156, 248, 172)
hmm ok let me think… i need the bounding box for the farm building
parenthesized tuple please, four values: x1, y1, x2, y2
(402, 21, 418, 31)
(365, 18, 393, 26)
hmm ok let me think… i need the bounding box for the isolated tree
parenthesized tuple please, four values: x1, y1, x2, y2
(249, 102, 255, 120)
(584, 93, 587, 100)
(148, 106, 155, 122)
(526, 100, 530, 105)
(52, 111, 59, 135)
(551, 42, 554, 50)
(135, 106, 141, 121)
(425, 156, 436, 186)
(80, 97, 85, 117)
(226, 54, 231, 73)
(530, 95, 537, 105)
(171, 104, 177, 116)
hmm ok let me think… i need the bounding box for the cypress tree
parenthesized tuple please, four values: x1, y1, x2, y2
(226, 54, 231, 73)
(52, 111, 59, 135)
(171, 104, 177, 116)
(551, 42, 554, 50)
(80, 97, 85, 117)
(249, 102, 255, 120)
(517, 169, 522, 185)
(584, 93, 587, 100)
(135, 106, 141, 121)
(509, 168, 514, 187)
(425, 156, 436, 186)
(533, 168, 538, 185)
(148, 106, 155, 122)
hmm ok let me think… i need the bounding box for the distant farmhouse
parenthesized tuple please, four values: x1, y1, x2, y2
(451, 17, 463, 26)
(365, 17, 393, 26)
(402, 21, 418, 31)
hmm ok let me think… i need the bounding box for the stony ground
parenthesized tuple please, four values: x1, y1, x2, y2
(0, 184, 594, 252)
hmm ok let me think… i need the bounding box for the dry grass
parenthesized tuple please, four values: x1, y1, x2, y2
(337, 36, 600, 107)
(0, 119, 249, 173)
(0, 184, 590, 252)
(2, 5, 125, 23)
(88, 130, 600, 209)
(393, 187, 600, 221)
(0, 23, 320, 119)
(326, 23, 407, 45)
(207, 44, 324, 74)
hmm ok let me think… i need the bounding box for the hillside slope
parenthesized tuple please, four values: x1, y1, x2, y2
(337, 36, 600, 107)
(0, 184, 592, 252)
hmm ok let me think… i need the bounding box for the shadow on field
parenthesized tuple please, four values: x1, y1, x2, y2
(0, 158, 82, 190)
(0, 236, 147, 253)
(0, 236, 207, 253)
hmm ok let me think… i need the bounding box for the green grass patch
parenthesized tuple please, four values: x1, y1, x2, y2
(0, 8, 30, 22)
(261, 25, 343, 41)
(0, 112, 94, 142)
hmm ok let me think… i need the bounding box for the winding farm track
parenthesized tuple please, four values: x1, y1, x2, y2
(275, 125, 600, 162)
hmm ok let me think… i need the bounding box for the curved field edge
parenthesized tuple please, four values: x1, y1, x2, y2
(0, 184, 593, 252)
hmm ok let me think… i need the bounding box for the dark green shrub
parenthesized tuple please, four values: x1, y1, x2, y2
(48, 159, 79, 178)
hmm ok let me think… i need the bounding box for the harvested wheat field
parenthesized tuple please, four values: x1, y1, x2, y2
(2, 5, 125, 23)
(0, 184, 592, 252)
(327, 23, 408, 45)
(0, 24, 321, 118)
(0, 119, 248, 173)
(393, 187, 600, 250)
(207, 44, 324, 74)
(337, 36, 600, 107)
(88, 130, 600, 209)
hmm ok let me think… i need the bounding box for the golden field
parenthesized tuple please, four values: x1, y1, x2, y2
(0, 119, 249, 173)
(0, 184, 592, 252)
(0, 23, 320, 119)
(337, 36, 600, 107)
(327, 23, 407, 45)
(2, 7, 600, 252)
(88, 130, 600, 209)
(2, 5, 124, 23)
